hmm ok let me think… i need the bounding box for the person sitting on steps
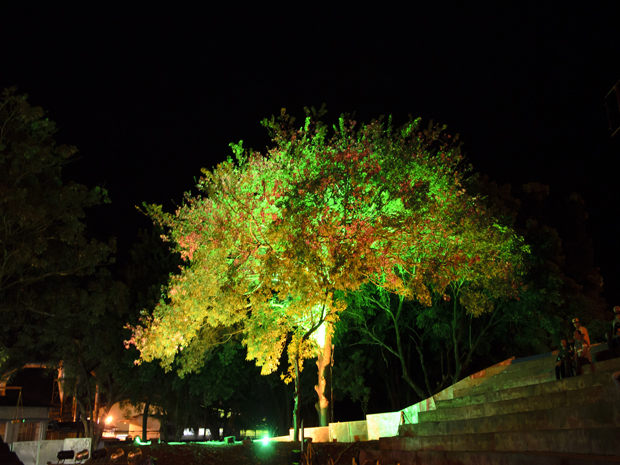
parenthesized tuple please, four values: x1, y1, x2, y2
(572, 318, 590, 346)
(574, 330, 593, 376)
(555, 338, 574, 380)
(605, 306, 620, 358)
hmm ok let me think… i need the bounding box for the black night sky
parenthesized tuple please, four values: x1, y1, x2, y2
(2, 2, 620, 306)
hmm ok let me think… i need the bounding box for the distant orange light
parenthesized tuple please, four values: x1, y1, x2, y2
(105, 416, 113, 425)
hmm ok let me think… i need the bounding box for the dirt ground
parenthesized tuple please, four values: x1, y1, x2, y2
(85, 440, 381, 465)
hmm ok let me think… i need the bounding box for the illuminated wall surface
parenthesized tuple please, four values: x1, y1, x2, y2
(11, 438, 91, 465)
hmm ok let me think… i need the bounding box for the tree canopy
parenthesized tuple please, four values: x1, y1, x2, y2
(0, 87, 114, 371)
(129, 108, 527, 413)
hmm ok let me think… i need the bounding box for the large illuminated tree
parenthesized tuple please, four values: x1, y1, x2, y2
(129, 108, 526, 435)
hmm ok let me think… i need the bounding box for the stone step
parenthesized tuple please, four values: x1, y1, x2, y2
(501, 354, 558, 372)
(422, 382, 618, 423)
(380, 449, 620, 465)
(451, 348, 612, 396)
(401, 394, 620, 437)
(475, 344, 609, 379)
(578, 355, 620, 374)
(454, 370, 556, 399)
(466, 361, 516, 382)
(453, 356, 620, 400)
(438, 363, 620, 409)
(381, 426, 620, 455)
(501, 358, 561, 376)
(489, 363, 562, 385)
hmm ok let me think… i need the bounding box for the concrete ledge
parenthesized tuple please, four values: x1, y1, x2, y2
(329, 420, 367, 442)
(367, 412, 400, 440)
(432, 357, 515, 403)
(287, 426, 330, 443)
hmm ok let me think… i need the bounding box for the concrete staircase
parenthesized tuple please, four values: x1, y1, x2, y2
(380, 345, 620, 464)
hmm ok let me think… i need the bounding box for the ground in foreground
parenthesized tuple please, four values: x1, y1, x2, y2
(87, 440, 381, 465)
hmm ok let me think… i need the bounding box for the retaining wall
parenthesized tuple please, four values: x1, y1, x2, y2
(11, 437, 91, 465)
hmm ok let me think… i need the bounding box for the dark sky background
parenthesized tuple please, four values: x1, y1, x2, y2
(2, 2, 619, 307)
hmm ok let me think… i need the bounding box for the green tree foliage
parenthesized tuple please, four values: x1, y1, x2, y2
(0, 88, 130, 452)
(337, 176, 605, 409)
(341, 277, 526, 401)
(0, 87, 113, 370)
(469, 178, 606, 345)
(331, 348, 373, 417)
(39, 270, 129, 448)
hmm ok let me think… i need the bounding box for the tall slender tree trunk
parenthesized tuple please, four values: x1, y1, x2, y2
(142, 394, 152, 441)
(162, 409, 169, 442)
(293, 352, 301, 442)
(284, 383, 292, 434)
(314, 325, 333, 426)
(391, 297, 427, 400)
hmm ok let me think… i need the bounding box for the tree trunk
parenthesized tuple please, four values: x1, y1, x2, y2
(330, 346, 334, 422)
(84, 402, 110, 453)
(452, 298, 462, 384)
(292, 352, 301, 442)
(314, 325, 332, 426)
(162, 409, 169, 442)
(142, 395, 152, 441)
(392, 303, 427, 400)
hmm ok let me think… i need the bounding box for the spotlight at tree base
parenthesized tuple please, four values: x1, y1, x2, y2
(261, 436, 270, 446)
(110, 448, 125, 462)
(134, 436, 151, 446)
(127, 448, 142, 462)
(91, 448, 108, 460)
(57, 450, 74, 461)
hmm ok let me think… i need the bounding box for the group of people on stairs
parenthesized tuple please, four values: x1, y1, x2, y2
(555, 306, 620, 381)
